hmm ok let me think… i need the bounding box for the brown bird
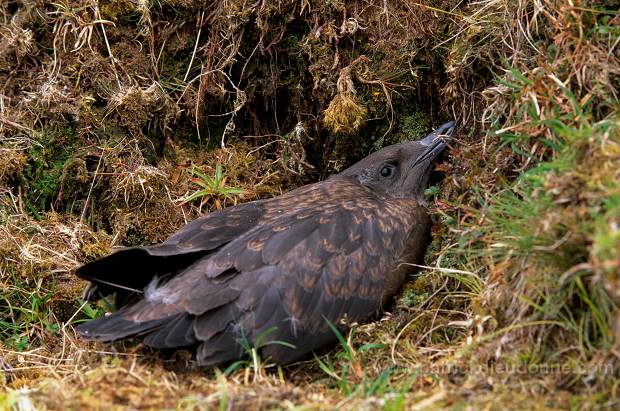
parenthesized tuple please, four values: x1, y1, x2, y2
(76, 121, 456, 366)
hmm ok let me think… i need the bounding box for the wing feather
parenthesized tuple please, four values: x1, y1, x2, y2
(77, 201, 265, 302)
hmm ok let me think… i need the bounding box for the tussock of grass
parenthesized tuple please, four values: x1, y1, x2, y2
(435, 1, 620, 401)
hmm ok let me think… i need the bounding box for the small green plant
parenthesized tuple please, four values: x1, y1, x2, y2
(223, 326, 296, 378)
(179, 164, 246, 211)
(314, 318, 401, 398)
(74, 297, 115, 324)
(0, 274, 58, 351)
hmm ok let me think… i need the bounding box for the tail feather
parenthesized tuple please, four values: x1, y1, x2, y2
(143, 314, 198, 348)
(77, 247, 207, 305)
(77, 311, 167, 342)
(77, 309, 198, 349)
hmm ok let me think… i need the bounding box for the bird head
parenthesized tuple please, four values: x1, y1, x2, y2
(337, 120, 456, 202)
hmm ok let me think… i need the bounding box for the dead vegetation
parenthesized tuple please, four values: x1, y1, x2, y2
(1, 0, 619, 409)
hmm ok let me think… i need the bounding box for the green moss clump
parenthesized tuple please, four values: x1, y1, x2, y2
(100, 0, 137, 22)
(323, 93, 368, 135)
(402, 111, 431, 141)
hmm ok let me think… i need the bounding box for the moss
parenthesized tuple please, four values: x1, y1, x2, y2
(100, 0, 137, 22)
(323, 93, 368, 135)
(1, 0, 619, 408)
(57, 157, 90, 203)
(402, 111, 432, 141)
(14, 125, 80, 217)
(400, 279, 432, 308)
(0, 150, 27, 186)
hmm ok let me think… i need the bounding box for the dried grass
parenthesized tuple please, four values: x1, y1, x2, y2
(1, 0, 619, 409)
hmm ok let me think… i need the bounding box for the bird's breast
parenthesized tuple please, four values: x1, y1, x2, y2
(382, 208, 432, 303)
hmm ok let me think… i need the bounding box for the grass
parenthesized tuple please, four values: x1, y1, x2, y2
(313, 320, 403, 400)
(0, 273, 56, 352)
(1, 0, 619, 409)
(179, 163, 247, 212)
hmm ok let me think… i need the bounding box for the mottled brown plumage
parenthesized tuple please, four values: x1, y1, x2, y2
(76, 121, 456, 365)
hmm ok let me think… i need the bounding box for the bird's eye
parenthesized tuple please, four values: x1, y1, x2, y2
(380, 165, 394, 178)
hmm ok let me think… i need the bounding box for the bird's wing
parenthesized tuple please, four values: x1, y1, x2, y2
(76, 200, 265, 302)
(79, 180, 425, 365)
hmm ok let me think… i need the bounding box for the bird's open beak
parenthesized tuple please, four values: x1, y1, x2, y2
(411, 120, 457, 169)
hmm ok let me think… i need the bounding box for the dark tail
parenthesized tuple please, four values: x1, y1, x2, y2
(76, 246, 207, 306)
(77, 300, 199, 348)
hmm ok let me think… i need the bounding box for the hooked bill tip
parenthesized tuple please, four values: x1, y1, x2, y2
(410, 120, 457, 169)
(419, 120, 457, 146)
